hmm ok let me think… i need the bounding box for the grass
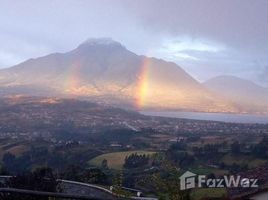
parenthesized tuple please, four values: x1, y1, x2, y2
(191, 188, 227, 200)
(6, 145, 28, 156)
(88, 150, 156, 170)
(0, 144, 29, 159)
(191, 167, 229, 176)
(221, 154, 267, 168)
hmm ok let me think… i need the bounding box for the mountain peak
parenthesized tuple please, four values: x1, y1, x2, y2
(79, 37, 124, 48)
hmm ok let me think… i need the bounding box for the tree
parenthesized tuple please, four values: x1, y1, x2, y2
(252, 136, 268, 158)
(101, 159, 109, 169)
(82, 168, 108, 184)
(8, 167, 58, 192)
(2, 152, 16, 173)
(112, 172, 132, 198)
(62, 165, 83, 181)
(231, 141, 240, 154)
(124, 153, 149, 169)
(149, 160, 190, 200)
(4, 167, 59, 200)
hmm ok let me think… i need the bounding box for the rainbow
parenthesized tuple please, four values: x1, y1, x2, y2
(63, 59, 152, 107)
(136, 58, 150, 109)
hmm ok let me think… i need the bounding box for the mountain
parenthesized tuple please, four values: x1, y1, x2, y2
(0, 38, 237, 113)
(203, 75, 268, 114)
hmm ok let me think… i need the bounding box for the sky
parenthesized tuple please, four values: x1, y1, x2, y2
(0, 0, 268, 86)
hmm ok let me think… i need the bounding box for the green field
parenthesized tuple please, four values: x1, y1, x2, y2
(0, 143, 29, 159)
(88, 150, 156, 170)
(191, 167, 229, 176)
(221, 154, 267, 168)
(191, 188, 227, 200)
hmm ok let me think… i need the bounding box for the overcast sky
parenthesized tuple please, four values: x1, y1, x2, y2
(1, 0, 268, 86)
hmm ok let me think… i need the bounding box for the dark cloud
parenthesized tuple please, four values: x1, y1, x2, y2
(121, 0, 268, 51)
(120, 0, 268, 85)
(0, 0, 267, 86)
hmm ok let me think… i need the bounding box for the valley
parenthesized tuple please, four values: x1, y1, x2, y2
(0, 96, 267, 199)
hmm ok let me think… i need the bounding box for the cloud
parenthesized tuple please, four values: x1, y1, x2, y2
(121, 0, 268, 51)
(149, 36, 226, 61)
(118, 0, 268, 86)
(162, 37, 225, 53)
(0, 51, 23, 67)
(0, 0, 267, 86)
(259, 66, 268, 85)
(0, 32, 53, 68)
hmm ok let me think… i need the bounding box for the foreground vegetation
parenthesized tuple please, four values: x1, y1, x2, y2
(0, 98, 267, 199)
(88, 150, 156, 169)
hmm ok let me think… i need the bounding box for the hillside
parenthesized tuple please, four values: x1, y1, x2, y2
(203, 75, 268, 114)
(0, 38, 237, 113)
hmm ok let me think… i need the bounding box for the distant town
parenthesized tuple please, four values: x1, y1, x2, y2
(0, 96, 268, 199)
